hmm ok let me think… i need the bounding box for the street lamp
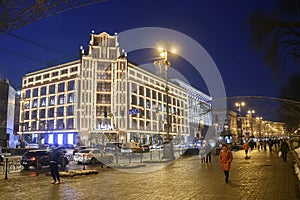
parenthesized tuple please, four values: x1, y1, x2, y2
(247, 110, 255, 136)
(235, 101, 245, 144)
(154, 47, 177, 160)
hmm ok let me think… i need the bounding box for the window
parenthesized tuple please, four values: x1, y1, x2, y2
(68, 80, 75, 90)
(32, 110, 37, 119)
(67, 105, 74, 116)
(59, 94, 65, 104)
(68, 93, 75, 103)
(40, 109, 46, 118)
(131, 95, 137, 105)
(67, 133, 73, 144)
(57, 107, 64, 117)
(52, 71, 59, 77)
(28, 78, 34, 82)
(33, 88, 38, 97)
(58, 83, 65, 92)
(40, 86, 46, 96)
(67, 118, 74, 129)
(48, 108, 55, 118)
(71, 67, 78, 72)
(49, 84, 55, 94)
(40, 97, 46, 107)
(57, 119, 64, 130)
(43, 74, 50, 79)
(25, 90, 31, 98)
(49, 96, 56, 106)
(48, 120, 54, 130)
(32, 99, 38, 108)
(48, 134, 54, 144)
(61, 69, 68, 75)
(57, 134, 63, 145)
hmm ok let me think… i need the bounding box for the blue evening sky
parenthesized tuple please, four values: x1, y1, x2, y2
(0, 0, 298, 99)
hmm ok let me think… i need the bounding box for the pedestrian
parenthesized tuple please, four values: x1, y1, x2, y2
(280, 139, 289, 161)
(243, 141, 249, 158)
(49, 148, 61, 184)
(219, 144, 233, 183)
(204, 142, 212, 163)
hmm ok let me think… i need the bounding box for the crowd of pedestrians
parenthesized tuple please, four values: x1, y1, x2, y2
(197, 137, 291, 184)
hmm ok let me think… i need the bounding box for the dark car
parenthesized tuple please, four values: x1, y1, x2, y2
(140, 144, 150, 153)
(21, 150, 69, 170)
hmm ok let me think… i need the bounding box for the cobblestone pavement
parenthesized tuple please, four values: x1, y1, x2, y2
(0, 148, 299, 200)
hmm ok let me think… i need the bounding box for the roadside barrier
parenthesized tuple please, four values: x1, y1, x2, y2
(0, 156, 23, 179)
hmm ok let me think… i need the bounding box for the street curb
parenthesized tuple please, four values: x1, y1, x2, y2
(111, 164, 146, 169)
(47, 169, 99, 177)
(142, 159, 173, 163)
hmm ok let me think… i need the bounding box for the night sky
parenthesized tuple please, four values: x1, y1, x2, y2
(1, 0, 299, 100)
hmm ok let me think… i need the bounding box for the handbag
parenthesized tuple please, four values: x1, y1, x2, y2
(278, 151, 282, 157)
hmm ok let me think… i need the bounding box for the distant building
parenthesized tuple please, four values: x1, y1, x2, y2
(0, 79, 18, 147)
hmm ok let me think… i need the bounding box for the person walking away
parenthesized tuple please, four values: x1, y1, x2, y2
(49, 148, 61, 184)
(219, 144, 233, 183)
(280, 139, 289, 161)
(243, 141, 250, 158)
(204, 142, 212, 163)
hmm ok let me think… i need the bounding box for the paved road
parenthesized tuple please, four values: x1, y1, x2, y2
(0, 149, 299, 200)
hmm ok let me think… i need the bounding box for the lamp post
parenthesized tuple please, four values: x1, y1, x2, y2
(235, 101, 245, 144)
(154, 47, 176, 160)
(247, 110, 255, 136)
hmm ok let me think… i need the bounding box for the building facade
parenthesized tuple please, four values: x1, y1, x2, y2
(19, 32, 212, 147)
(0, 79, 18, 147)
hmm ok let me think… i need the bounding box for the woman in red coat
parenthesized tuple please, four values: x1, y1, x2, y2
(219, 144, 233, 183)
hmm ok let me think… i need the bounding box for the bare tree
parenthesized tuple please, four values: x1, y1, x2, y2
(248, 0, 300, 74)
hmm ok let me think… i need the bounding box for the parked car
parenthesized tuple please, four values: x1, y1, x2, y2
(121, 142, 142, 153)
(73, 146, 88, 156)
(150, 144, 163, 149)
(140, 144, 150, 153)
(105, 142, 122, 153)
(20, 149, 69, 170)
(74, 148, 114, 164)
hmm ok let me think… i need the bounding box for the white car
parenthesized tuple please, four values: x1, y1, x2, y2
(74, 148, 114, 164)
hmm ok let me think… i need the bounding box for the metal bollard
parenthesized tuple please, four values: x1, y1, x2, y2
(83, 155, 86, 170)
(159, 150, 161, 160)
(5, 158, 8, 179)
(129, 152, 131, 164)
(140, 152, 143, 163)
(116, 153, 119, 165)
(150, 151, 152, 160)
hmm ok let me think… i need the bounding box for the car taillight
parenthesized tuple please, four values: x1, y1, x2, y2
(30, 157, 36, 161)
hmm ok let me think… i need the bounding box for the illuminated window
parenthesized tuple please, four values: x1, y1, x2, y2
(67, 134, 73, 144)
(57, 134, 63, 145)
(48, 134, 53, 144)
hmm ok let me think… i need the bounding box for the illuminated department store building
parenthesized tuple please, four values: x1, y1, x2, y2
(19, 32, 211, 147)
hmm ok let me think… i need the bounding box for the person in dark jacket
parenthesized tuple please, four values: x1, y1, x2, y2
(49, 148, 61, 184)
(280, 139, 289, 161)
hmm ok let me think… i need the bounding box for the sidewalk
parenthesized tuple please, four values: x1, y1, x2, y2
(0, 148, 299, 200)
